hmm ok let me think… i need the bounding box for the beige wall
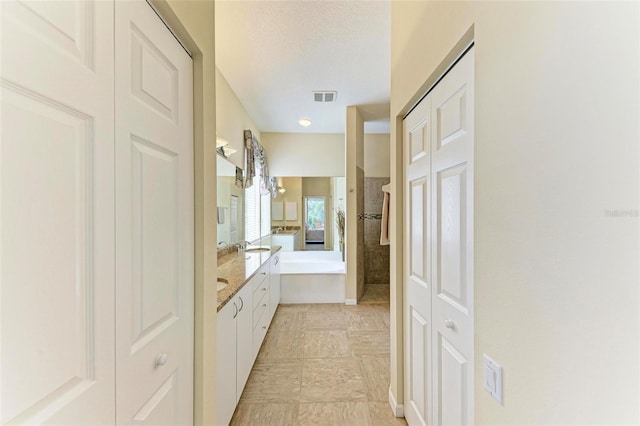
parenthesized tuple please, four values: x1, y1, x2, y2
(364, 133, 390, 177)
(302, 177, 333, 249)
(215, 67, 261, 170)
(346, 106, 365, 302)
(272, 177, 303, 228)
(262, 132, 345, 177)
(150, 1, 217, 425)
(390, 1, 639, 424)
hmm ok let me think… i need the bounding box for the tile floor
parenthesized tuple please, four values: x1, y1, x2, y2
(230, 291, 406, 425)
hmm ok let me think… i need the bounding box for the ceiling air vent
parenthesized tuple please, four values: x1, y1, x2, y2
(313, 91, 337, 103)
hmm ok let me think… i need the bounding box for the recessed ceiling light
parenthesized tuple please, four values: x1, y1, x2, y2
(298, 118, 312, 127)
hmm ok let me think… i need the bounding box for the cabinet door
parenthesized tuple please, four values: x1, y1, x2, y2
(270, 254, 281, 320)
(216, 300, 237, 426)
(235, 284, 254, 402)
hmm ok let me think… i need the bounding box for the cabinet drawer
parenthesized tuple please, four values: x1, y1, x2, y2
(253, 287, 269, 328)
(251, 264, 269, 292)
(253, 308, 269, 355)
(252, 279, 269, 310)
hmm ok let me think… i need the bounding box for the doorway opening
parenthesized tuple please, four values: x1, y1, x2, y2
(304, 196, 326, 250)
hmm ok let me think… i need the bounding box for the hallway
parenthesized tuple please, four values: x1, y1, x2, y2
(230, 300, 405, 425)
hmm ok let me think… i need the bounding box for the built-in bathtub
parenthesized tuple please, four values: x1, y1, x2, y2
(279, 251, 345, 303)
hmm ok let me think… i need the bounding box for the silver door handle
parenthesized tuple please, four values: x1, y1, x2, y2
(155, 353, 168, 367)
(238, 296, 244, 311)
(233, 302, 238, 319)
(445, 319, 455, 329)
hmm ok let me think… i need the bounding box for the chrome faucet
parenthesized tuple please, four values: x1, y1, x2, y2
(237, 241, 251, 252)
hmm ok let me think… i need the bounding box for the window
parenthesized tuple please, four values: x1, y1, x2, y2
(260, 192, 271, 238)
(244, 163, 271, 243)
(244, 174, 260, 243)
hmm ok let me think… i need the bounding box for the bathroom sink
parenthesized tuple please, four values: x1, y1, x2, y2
(245, 247, 270, 253)
(217, 278, 228, 291)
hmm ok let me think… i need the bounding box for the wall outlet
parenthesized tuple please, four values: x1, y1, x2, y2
(483, 354, 503, 404)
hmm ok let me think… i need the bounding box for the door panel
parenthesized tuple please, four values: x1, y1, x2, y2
(132, 373, 180, 425)
(431, 48, 474, 425)
(404, 47, 474, 426)
(438, 336, 469, 426)
(115, 1, 193, 424)
(404, 98, 432, 426)
(1, 1, 115, 424)
(437, 163, 468, 313)
(408, 307, 429, 425)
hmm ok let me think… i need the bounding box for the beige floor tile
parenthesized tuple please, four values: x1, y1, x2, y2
(277, 304, 310, 313)
(271, 310, 306, 332)
(306, 303, 343, 312)
(367, 403, 408, 425)
(303, 310, 347, 331)
(240, 359, 303, 403)
(296, 402, 372, 426)
(349, 331, 390, 357)
(231, 403, 299, 426)
(258, 330, 305, 360)
(358, 356, 389, 402)
(303, 330, 350, 358)
(345, 310, 389, 331)
(300, 358, 368, 402)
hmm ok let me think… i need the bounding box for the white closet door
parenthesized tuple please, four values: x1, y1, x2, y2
(404, 47, 474, 426)
(404, 95, 433, 426)
(430, 48, 474, 425)
(114, 1, 194, 424)
(1, 1, 115, 424)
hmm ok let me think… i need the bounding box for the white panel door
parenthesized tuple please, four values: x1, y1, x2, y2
(404, 98, 433, 426)
(431, 48, 474, 426)
(404, 47, 474, 426)
(114, 1, 194, 424)
(1, 1, 115, 424)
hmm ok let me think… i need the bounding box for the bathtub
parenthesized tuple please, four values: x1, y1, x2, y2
(279, 251, 345, 303)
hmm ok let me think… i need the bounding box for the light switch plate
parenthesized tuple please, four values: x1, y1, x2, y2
(483, 354, 503, 404)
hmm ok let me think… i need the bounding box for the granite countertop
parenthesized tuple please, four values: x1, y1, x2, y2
(217, 245, 282, 312)
(272, 229, 299, 235)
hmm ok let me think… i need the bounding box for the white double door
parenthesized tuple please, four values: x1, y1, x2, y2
(404, 48, 474, 426)
(1, 0, 193, 424)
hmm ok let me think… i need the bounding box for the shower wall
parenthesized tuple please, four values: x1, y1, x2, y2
(357, 167, 365, 299)
(364, 177, 390, 284)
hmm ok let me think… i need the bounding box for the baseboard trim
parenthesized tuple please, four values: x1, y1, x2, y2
(389, 386, 404, 418)
(344, 298, 357, 305)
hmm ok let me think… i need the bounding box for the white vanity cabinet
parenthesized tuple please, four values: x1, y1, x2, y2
(270, 253, 281, 320)
(215, 250, 282, 425)
(251, 263, 270, 361)
(215, 283, 252, 426)
(271, 230, 302, 251)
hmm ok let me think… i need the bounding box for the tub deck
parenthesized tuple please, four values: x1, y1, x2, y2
(279, 250, 345, 304)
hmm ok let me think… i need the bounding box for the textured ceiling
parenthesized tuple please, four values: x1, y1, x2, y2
(215, 0, 391, 134)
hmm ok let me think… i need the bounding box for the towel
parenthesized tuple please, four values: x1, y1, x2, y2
(380, 188, 390, 246)
(217, 206, 225, 224)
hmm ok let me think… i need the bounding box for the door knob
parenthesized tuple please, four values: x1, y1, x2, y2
(155, 353, 168, 367)
(445, 319, 455, 330)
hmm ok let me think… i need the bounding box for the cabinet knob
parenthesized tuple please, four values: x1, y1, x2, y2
(262, 326, 267, 330)
(262, 287, 267, 292)
(261, 272, 267, 276)
(155, 353, 168, 367)
(262, 303, 267, 307)
(445, 319, 455, 330)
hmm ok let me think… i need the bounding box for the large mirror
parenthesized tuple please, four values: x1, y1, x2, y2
(270, 177, 345, 252)
(217, 154, 244, 246)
